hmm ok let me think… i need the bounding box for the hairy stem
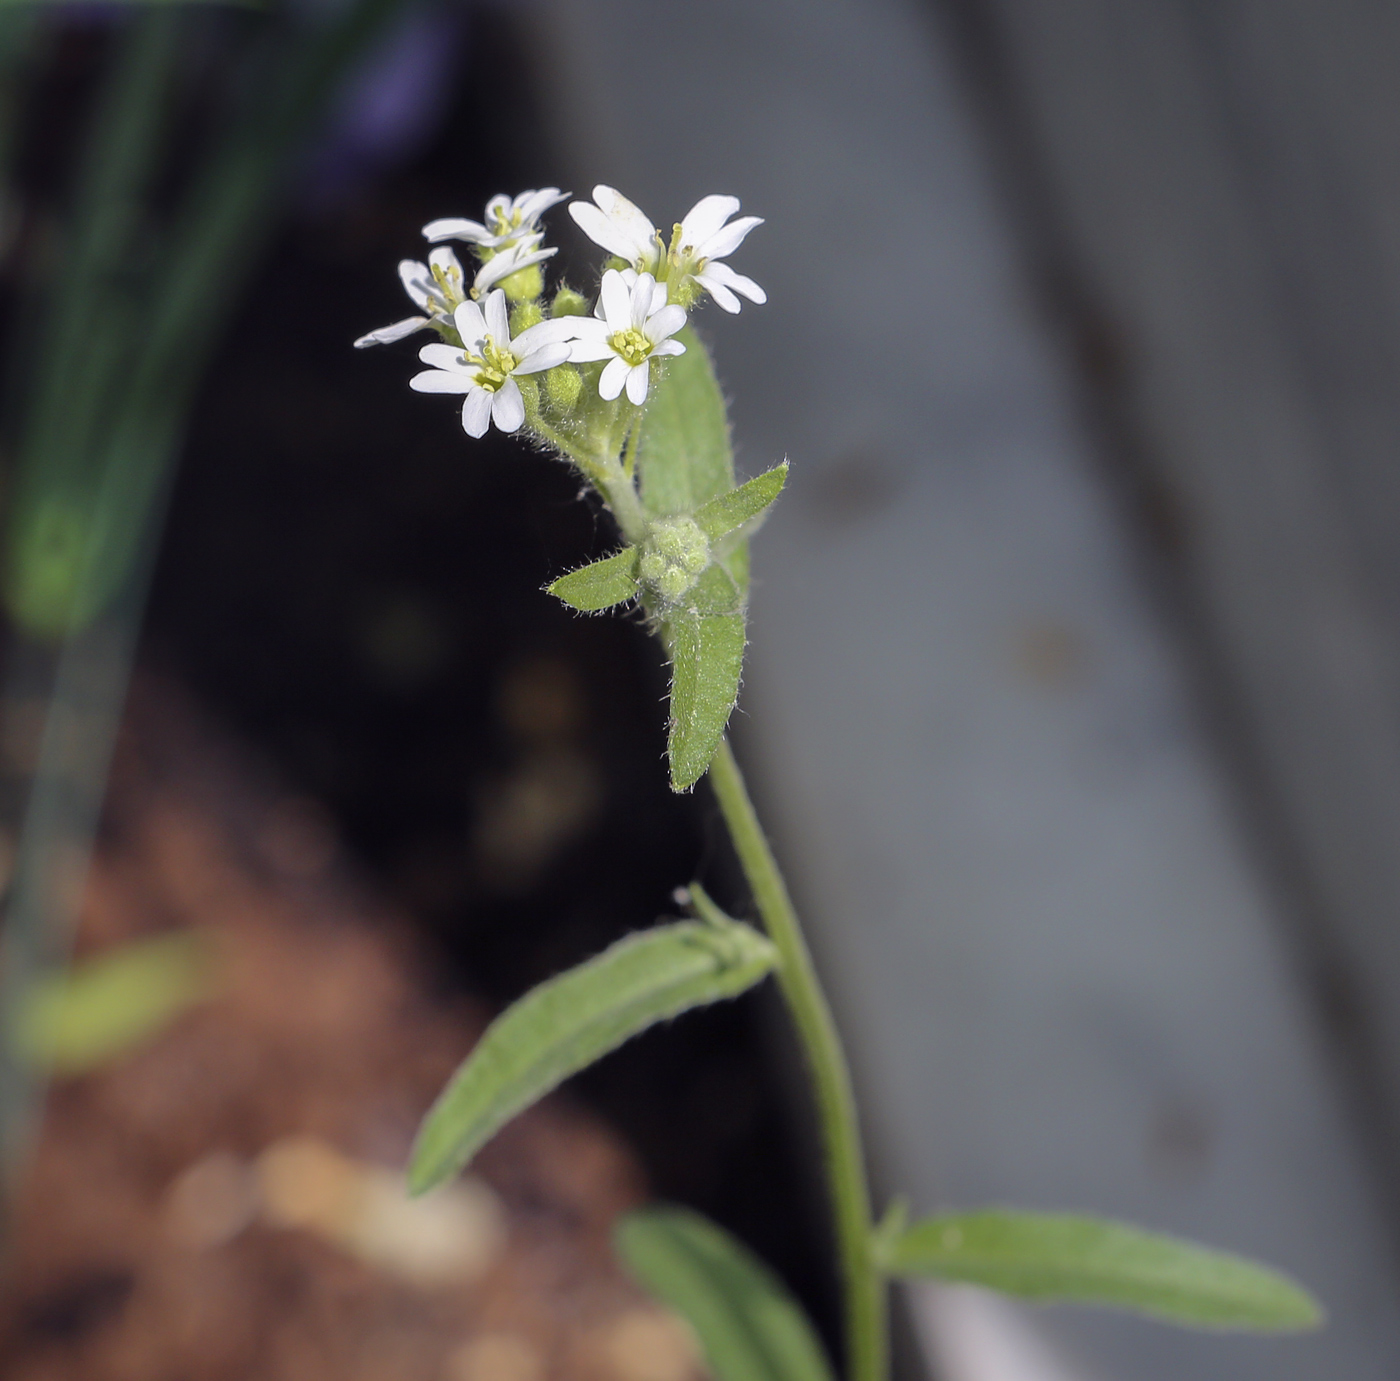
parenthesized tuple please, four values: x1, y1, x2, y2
(707, 738, 886, 1381)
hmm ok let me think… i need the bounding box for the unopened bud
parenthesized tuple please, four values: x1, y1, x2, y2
(544, 364, 582, 414)
(551, 286, 589, 318)
(640, 517, 711, 605)
(500, 263, 544, 303)
(510, 300, 543, 333)
(516, 373, 540, 415)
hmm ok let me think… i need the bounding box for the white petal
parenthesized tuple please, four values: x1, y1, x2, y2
(514, 317, 582, 353)
(599, 270, 632, 330)
(418, 341, 467, 369)
(422, 217, 490, 243)
(694, 215, 763, 261)
(354, 316, 429, 347)
(598, 355, 630, 400)
(474, 244, 555, 293)
(462, 387, 494, 436)
(515, 342, 571, 374)
(592, 185, 657, 253)
(678, 194, 740, 248)
(625, 361, 650, 405)
(630, 273, 657, 330)
(651, 338, 686, 357)
(569, 201, 645, 260)
(454, 299, 488, 347)
(492, 379, 526, 432)
(483, 289, 510, 341)
(568, 336, 616, 363)
(485, 193, 511, 221)
(411, 369, 474, 394)
(398, 259, 434, 310)
(702, 278, 740, 313)
(645, 303, 687, 342)
(516, 187, 568, 224)
(701, 260, 766, 304)
(649, 278, 669, 316)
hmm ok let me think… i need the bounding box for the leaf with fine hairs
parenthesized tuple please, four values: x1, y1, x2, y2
(617, 1206, 836, 1381)
(548, 547, 640, 611)
(664, 607, 747, 791)
(409, 920, 777, 1195)
(695, 462, 789, 543)
(878, 1209, 1323, 1332)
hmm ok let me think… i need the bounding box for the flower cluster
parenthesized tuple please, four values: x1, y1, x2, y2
(356, 185, 764, 437)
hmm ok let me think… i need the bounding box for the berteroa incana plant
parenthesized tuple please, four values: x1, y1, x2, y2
(357, 185, 1322, 1381)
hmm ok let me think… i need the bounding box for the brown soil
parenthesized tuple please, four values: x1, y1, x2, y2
(0, 678, 699, 1381)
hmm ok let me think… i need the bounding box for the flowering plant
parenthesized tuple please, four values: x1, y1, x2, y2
(359, 186, 1322, 1381)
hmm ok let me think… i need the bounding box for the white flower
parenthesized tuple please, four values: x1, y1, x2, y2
(566, 270, 687, 405)
(354, 246, 470, 348)
(568, 186, 766, 313)
(422, 188, 569, 250)
(470, 234, 556, 298)
(409, 290, 574, 437)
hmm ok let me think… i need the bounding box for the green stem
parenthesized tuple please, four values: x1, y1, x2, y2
(707, 738, 886, 1381)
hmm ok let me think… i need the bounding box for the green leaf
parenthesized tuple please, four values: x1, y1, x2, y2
(409, 920, 777, 1194)
(665, 609, 747, 791)
(10, 931, 215, 1075)
(637, 326, 734, 517)
(548, 547, 640, 611)
(695, 462, 789, 543)
(616, 1207, 836, 1381)
(879, 1210, 1324, 1332)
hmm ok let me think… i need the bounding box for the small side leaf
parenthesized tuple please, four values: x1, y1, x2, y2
(879, 1210, 1323, 1332)
(616, 1207, 836, 1381)
(409, 920, 777, 1194)
(695, 462, 789, 543)
(638, 326, 734, 516)
(548, 547, 640, 612)
(665, 610, 747, 791)
(10, 931, 215, 1075)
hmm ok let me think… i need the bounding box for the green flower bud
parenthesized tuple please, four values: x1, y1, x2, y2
(516, 373, 540, 415)
(551, 285, 590, 317)
(544, 364, 582, 414)
(639, 517, 711, 605)
(499, 262, 544, 303)
(510, 300, 544, 334)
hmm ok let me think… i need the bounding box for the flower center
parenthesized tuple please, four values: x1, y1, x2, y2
(430, 260, 466, 310)
(467, 336, 519, 392)
(490, 207, 525, 237)
(609, 327, 653, 367)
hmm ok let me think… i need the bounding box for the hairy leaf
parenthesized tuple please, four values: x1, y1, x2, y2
(695, 462, 788, 543)
(665, 609, 746, 791)
(548, 547, 640, 611)
(879, 1210, 1323, 1332)
(11, 931, 215, 1074)
(637, 326, 733, 517)
(617, 1207, 836, 1381)
(409, 920, 777, 1194)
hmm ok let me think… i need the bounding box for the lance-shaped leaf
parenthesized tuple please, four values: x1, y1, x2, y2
(10, 931, 215, 1075)
(409, 919, 777, 1195)
(665, 606, 747, 791)
(616, 1207, 836, 1381)
(548, 547, 640, 612)
(877, 1209, 1323, 1332)
(695, 462, 789, 544)
(637, 326, 734, 518)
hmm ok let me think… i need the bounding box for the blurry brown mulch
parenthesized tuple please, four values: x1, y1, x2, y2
(1, 675, 701, 1381)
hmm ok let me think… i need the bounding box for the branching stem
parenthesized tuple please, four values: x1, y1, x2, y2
(707, 738, 886, 1381)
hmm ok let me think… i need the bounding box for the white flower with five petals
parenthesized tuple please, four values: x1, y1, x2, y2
(422, 188, 569, 250)
(354, 246, 470, 348)
(566, 269, 687, 405)
(409, 290, 574, 437)
(568, 186, 765, 313)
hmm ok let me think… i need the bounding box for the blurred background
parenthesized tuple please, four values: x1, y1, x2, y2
(2, 1, 1400, 1378)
